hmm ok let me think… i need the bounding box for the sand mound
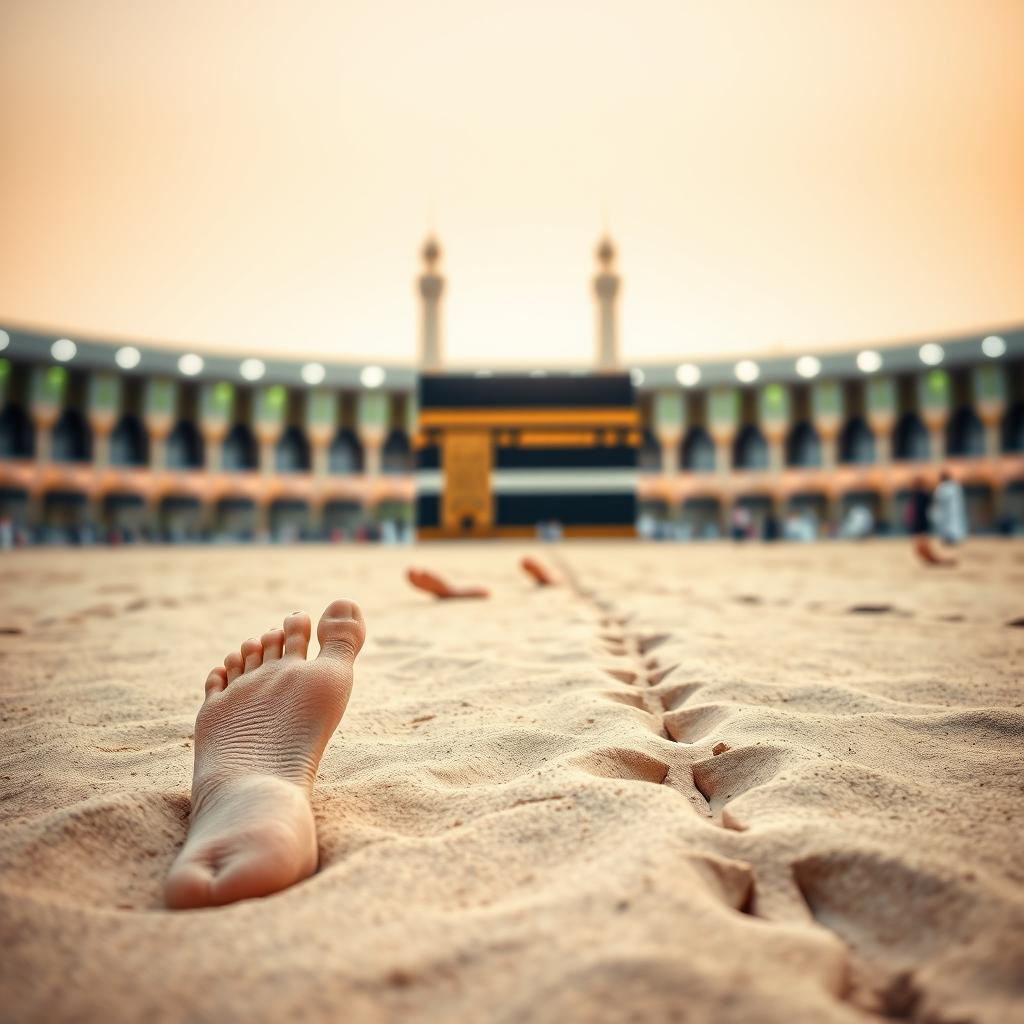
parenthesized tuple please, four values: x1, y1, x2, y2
(1, 541, 1022, 1023)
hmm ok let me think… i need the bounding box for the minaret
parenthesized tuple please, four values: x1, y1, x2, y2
(418, 236, 445, 371)
(593, 236, 620, 370)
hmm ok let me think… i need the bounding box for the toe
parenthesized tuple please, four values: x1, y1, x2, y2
(204, 666, 228, 696)
(261, 628, 285, 661)
(316, 599, 366, 663)
(283, 611, 311, 659)
(165, 860, 213, 910)
(240, 637, 263, 673)
(224, 651, 243, 683)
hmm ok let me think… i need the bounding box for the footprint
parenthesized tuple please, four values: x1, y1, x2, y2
(637, 633, 670, 655)
(692, 853, 756, 913)
(599, 689, 648, 711)
(647, 664, 682, 686)
(791, 850, 971, 961)
(655, 680, 703, 711)
(602, 667, 638, 685)
(847, 604, 894, 615)
(663, 703, 732, 744)
(691, 744, 784, 815)
(571, 747, 670, 784)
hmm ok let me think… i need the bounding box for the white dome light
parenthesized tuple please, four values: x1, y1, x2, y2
(856, 350, 882, 373)
(630, 368, 645, 386)
(795, 355, 821, 379)
(177, 353, 204, 376)
(981, 335, 1006, 358)
(0, 329, 9, 352)
(734, 359, 760, 383)
(918, 343, 944, 366)
(51, 338, 77, 362)
(115, 346, 141, 370)
(239, 358, 266, 381)
(675, 363, 701, 387)
(474, 369, 493, 377)
(529, 369, 547, 377)
(301, 362, 326, 385)
(360, 365, 385, 388)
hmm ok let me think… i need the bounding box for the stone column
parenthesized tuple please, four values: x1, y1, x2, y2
(819, 428, 838, 472)
(866, 376, 896, 467)
(917, 369, 950, 463)
(357, 391, 388, 480)
(758, 383, 791, 477)
(973, 364, 1007, 461)
(306, 389, 338, 479)
(30, 365, 68, 463)
(254, 385, 289, 475)
(143, 378, 178, 471)
(87, 372, 122, 469)
(200, 381, 235, 475)
(708, 387, 739, 477)
(811, 379, 843, 473)
(148, 428, 169, 471)
(653, 391, 685, 479)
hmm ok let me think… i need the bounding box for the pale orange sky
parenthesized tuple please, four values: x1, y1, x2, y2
(1, 0, 1022, 367)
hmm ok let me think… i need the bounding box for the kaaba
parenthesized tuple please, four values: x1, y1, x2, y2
(415, 374, 638, 538)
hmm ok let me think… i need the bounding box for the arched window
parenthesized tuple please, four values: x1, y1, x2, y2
(733, 424, 768, 470)
(785, 422, 821, 467)
(166, 420, 204, 469)
(681, 427, 715, 473)
(381, 429, 413, 474)
(109, 415, 149, 466)
(0, 404, 34, 458)
(222, 424, 258, 471)
(839, 417, 875, 464)
(638, 429, 662, 473)
(329, 428, 363, 474)
(275, 426, 311, 473)
(946, 407, 985, 457)
(893, 413, 929, 461)
(1003, 403, 1024, 453)
(52, 409, 92, 463)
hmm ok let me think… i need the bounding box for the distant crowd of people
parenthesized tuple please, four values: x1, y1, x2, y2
(0, 518, 416, 549)
(638, 469, 1001, 551)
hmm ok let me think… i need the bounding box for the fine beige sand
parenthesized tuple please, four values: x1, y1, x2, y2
(1, 540, 1023, 1023)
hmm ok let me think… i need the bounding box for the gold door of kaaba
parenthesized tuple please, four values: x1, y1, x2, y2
(441, 430, 493, 534)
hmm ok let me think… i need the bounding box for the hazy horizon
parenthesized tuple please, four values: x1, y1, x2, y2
(2, 1, 1022, 366)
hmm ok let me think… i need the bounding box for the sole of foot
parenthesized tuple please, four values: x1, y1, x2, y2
(164, 599, 365, 910)
(407, 567, 489, 599)
(521, 557, 556, 586)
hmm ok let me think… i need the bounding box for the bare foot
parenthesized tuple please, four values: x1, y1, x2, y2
(164, 600, 365, 909)
(407, 568, 489, 599)
(521, 556, 556, 586)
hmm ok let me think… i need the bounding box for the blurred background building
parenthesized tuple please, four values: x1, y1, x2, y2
(1, 237, 1022, 544)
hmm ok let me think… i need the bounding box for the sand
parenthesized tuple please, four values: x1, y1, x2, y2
(1, 540, 1022, 1023)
